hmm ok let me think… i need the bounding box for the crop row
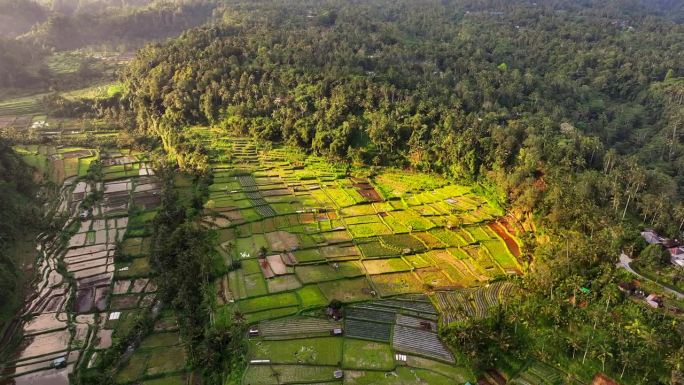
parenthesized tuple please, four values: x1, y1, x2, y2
(254, 204, 276, 217)
(344, 318, 392, 342)
(434, 282, 515, 324)
(238, 175, 257, 187)
(259, 316, 341, 336)
(346, 306, 396, 323)
(392, 325, 454, 363)
(372, 299, 438, 315)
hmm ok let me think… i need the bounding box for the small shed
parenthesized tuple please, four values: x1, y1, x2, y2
(52, 357, 67, 369)
(617, 282, 634, 294)
(108, 312, 121, 320)
(248, 326, 259, 337)
(330, 328, 344, 336)
(333, 370, 344, 379)
(645, 294, 662, 308)
(250, 359, 270, 364)
(591, 373, 621, 385)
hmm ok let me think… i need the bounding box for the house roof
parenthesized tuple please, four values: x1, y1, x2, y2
(641, 230, 662, 244)
(592, 373, 621, 385)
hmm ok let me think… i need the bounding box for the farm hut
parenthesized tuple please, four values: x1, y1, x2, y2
(641, 229, 663, 245)
(645, 294, 662, 308)
(591, 373, 621, 385)
(326, 307, 342, 320)
(250, 359, 270, 364)
(333, 370, 344, 379)
(419, 321, 433, 331)
(395, 353, 407, 362)
(330, 328, 344, 336)
(248, 326, 259, 337)
(52, 357, 67, 369)
(617, 282, 634, 295)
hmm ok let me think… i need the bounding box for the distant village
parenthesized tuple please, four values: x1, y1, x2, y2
(615, 229, 684, 314)
(641, 228, 684, 268)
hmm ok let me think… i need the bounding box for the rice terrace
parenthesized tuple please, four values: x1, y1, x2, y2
(198, 130, 525, 384)
(0, 131, 525, 385)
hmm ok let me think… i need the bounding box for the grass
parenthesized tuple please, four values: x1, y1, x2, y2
(238, 292, 299, 313)
(318, 277, 374, 303)
(116, 354, 146, 383)
(244, 306, 299, 323)
(142, 375, 186, 385)
(139, 332, 179, 349)
(370, 272, 424, 296)
(362, 258, 412, 274)
(267, 275, 302, 293)
(236, 234, 269, 257)
(348, 222, 392, 238)
(117, 257, 152, 278)
(244, 273, 269, 297)
(296, 285, 328, 308)
(249, 337, 343, 365)
(342, 339, 394, 370)
(406, 356, 474, 383)
(144, 345, 187, 376)
(243, 364, 337, 384)
(373, 170, 448, 197)
(296, 264, 345, 284)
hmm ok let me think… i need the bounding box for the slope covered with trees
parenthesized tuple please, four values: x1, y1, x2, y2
(0, 139, 39, 327)
(24, 0, 219, 50)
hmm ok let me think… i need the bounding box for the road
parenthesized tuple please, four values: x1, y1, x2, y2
(617, 253, 684, 300)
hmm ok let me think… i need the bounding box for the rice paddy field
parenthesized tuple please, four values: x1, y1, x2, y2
(196, 131, 524, 384)
(0, 146, 191, 385)
(0, 83, 122, 144)
(3, 132, 524, 385)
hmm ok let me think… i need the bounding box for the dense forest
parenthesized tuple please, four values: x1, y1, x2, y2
(25, 0, 218, 50)
(113, 0, 684, 383)
(0, 0, 46, 38)
(0, 139, 38, 326)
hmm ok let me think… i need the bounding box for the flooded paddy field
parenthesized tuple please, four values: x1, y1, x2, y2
(0, 148, 177, 385)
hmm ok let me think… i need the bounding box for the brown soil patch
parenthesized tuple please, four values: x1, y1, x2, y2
(259, 258, 275, 279)
(110, 295, 140, 310)
(266, 254, 288, 275)
(489, 222, 520, 257)
(261, 188, 291, 197)
(113, 280, 130, 294)
(357, 187, 382, 202)
(265, 231, 299, 251)
(282, 252, 297, 265)
(61, 150, 91, 159)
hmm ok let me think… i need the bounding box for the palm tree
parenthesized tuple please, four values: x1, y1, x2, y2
(666, 347, 684, 385)
(602, 282, 621, 313)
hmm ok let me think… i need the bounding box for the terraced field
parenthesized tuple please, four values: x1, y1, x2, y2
(508, 360, 566, 385)
(0, 147, 190, 385)
(5, 134, 520, 384)
(433, 281, 517, 325)
(189, 132, 521, 383)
